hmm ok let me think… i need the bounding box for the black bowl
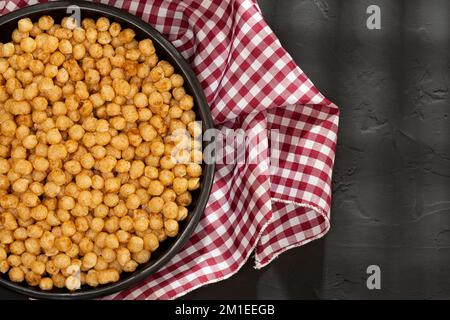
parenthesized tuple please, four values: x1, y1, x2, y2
(0, 0, 215, 299)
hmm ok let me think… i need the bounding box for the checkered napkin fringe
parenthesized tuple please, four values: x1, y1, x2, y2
(2, 0, 339, 299)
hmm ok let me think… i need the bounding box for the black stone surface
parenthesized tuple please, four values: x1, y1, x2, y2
(1, 0, 449, 300)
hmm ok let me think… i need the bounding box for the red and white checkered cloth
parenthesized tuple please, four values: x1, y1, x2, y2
(2, 0, 339, 299)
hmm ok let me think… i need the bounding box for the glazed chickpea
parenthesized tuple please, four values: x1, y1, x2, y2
(90, 217, 104, 233)
(38, 277, 53, 290)
(62, 161, 80, 176)
(98, 155, 117, 173)
(149, 214, 163, 230)
(143, 233, 159, 252)
(20, 37, 37, 53)
(81, 252, 97, 270)
(73, 27, 85, 42)
(47, 144, 67, 160)
(31, 260, 46, 275)
(161, 189, 177, 203)
(40, 231, 55, 250)
(177, 191, 192, 207)
(46, 128, 62, 145)
(150, 141, 165, 157)
(159, 170, 174, 186)
(144, 166, 159, 180)
(99, 248, 115, 264)
(20, 252, 35, 269)
(75, 173, 92, 190)
(139, 123, 157, 143)
(97, 83, 114, 101)
(148, 91, 163, 108)
(148, 180, 164, 196)
(90, 146, 106, 159)
(0, 247, 7, 261)
(169, 105, 183, 119)
(173, 164, 187, 177)
(110, 134, 129, 151)
(173, 177, 188, 195)
(114, 159, 130, 173)
(0, 229, 13, 245)
(112, 78, 130, 96)
(132, 92, 148, 108)
(38, 16, 54, 30)
(105, 216, 119, 233)
(122, 104, 139, 123)
(27, 224, 43, 239)
(72, 43, 86, 60)
(24, 237, 41, 254)
(92, 204, 108, 219)
(177, 206, 188, 221)
(170, 73, 184, 88)
(47, 168, 66, 185)
(9, 267, 25, 282)
(12, 178, 30, 193)
(30, 205, 48, 221)
(0, 194, 18, 209)
(11, 146, 27, 160)
(0, 159, 10, 174)
(105, 234, 119, 249)
(127, 236, 144, 253)
(54, 253, 71, 269)
(137, 38, 155, 56)
(124, 194, 140, 210)
(162, 201, 178, 219)
(13, 159, 33, 175)
(148, 197, 164, 214)
(132, 216, 148, 233)
(10, 241, 26, 255)
(7, 254, 22, 267)
(79, 153, 95, 169)
(96, 268, 119, 285)
(50, 273, 65, 288)
(188, 178, 200, 191)
(150, 115, 166, 134)
(60, 221, 76, 237)
(164, 219, 179, 237)
(129, 160, 144, 179)
(186, 163, 202, 178)
(18, 18, 33, 33)
(111, 228, 128, 243)
(119, 216, 133, 232)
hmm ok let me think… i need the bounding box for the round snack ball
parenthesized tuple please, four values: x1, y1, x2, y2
(127, 236, 144, 253)
(82, 252, 98, 270)
(162, 201, 178, 219)
(54, 253, 71, 269)
(39, 277, 53, 291)
(143, 233, 159, 252)
(148, 197, 164, 213)
(9, 267, 25, 282)
(38, 16, 54, 30)
(18, 18, 34, 33)
(164, 219, 179, 237)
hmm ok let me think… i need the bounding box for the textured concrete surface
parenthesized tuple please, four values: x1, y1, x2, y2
(1, 0, 449, 299)
(184, 0, 450, 300)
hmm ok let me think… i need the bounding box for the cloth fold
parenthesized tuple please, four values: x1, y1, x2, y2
(2, 0, 339, 299)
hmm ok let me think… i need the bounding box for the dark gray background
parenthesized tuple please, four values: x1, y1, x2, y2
(1, 0, 449, 299)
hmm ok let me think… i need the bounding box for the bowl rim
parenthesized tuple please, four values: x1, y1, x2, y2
(0, 0, 215, 299)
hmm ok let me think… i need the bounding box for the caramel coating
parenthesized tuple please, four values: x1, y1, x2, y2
(0, 15, 202, 292)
